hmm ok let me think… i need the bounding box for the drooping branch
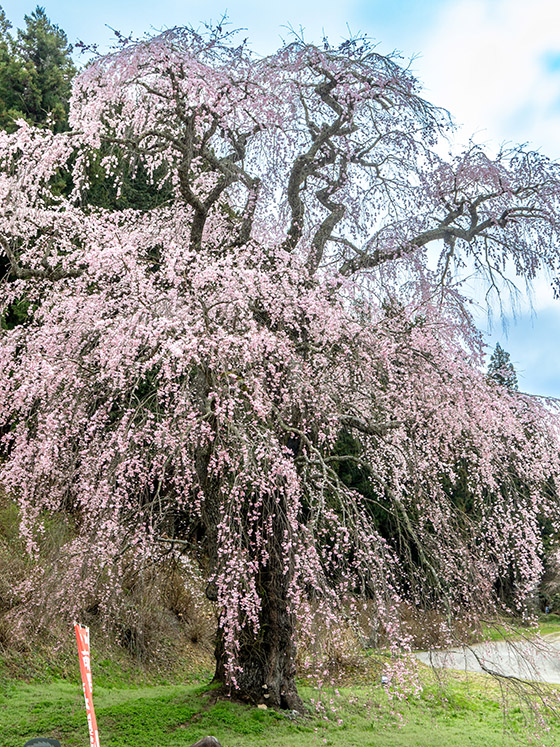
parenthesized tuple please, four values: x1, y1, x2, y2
(338, 414, 403, 437)
(339, 187, 555, 277)
(0, 235, 83, 281)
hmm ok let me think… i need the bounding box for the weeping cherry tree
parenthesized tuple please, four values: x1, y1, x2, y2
(2, 27, 560, 709)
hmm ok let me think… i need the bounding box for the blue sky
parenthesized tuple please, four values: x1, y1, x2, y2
(1, 1, 450, 56)
(2, 0, 560, 396)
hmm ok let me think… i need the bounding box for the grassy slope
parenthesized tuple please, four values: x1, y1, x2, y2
(1, 666, 559, 747)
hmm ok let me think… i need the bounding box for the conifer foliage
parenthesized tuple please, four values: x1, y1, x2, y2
(488, 342, 519, 391)
(1, 27, 560, 707)
(0, 5, 75, 131)
(0, 8, 24, 130)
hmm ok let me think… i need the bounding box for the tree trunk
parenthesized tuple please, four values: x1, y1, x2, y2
(194, 390, 304, 712)
(212, 490, 304, 712)
(213, 560, 304, 711)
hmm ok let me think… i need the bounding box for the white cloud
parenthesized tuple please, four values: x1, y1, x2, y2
(410, 0, 560, 397)
(415, 0, 560, 158)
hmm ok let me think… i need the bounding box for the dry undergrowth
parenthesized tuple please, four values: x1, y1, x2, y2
(0, 491, 215, 681)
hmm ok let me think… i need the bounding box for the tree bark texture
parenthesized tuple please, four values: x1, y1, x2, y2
(212, 496, 304, 712)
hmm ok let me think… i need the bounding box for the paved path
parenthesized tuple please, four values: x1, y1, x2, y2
(415, 635, 560, 684)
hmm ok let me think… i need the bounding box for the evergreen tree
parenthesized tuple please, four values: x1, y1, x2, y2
(16, 6, 76, 131)
(0, 8, 27, 130)
(488, 342, 519, 390)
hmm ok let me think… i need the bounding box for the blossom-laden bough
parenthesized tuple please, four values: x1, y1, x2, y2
(1, 27, 560, 711)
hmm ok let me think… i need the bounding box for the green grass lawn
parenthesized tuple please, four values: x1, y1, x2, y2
(2, 666, 559, 747)
(537, 613, 560, 637)
(479, 614, 560, 642)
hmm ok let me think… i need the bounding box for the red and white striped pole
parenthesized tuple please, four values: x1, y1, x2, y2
(75, 623, 101, 747)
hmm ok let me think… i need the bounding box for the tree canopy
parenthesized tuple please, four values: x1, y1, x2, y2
(1, 27, 560, 708)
